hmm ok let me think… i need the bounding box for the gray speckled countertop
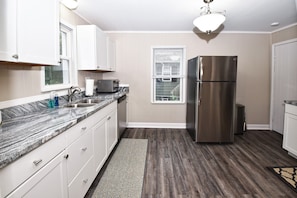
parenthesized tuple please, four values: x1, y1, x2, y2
(284, 100, 297, 106)
(0, 90, 127, 169)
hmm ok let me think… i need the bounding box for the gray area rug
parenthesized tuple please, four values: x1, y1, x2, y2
(92, 138, 148, 198)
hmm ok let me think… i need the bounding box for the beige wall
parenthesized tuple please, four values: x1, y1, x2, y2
(0, 6, 295, 126)
(271, 24, 297, 44)
(0, 5, 102, 102)
(103, 32, 271, 125)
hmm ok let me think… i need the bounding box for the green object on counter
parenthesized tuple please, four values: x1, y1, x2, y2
(48, 99, 55, 108)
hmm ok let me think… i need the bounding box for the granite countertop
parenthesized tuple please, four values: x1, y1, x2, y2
(0, 90, 127, 169)
(284, 100, 297, 106)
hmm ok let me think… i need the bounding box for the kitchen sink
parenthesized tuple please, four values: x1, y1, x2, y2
(63, 103, 96, 108)
(76, 98, 104, 104)
(63, 98, 104, 108)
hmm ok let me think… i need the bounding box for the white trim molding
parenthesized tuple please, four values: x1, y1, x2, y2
(127, 122, 270, 131)
(127, 122, 186, 129)
(246, 124, 270, 130)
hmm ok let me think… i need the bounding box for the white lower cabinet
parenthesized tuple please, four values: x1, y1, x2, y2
(92, 101, 118, 174)
(106, 108, 118, 155)
(1, 101, 118, 198)
(68, 157, 95, 198)
(283, 104, 297, 157)
(93, 118, 108, 173)
(7, 150, 68, 198)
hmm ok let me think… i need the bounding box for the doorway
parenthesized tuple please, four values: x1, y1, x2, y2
(271, 39, 297, 134)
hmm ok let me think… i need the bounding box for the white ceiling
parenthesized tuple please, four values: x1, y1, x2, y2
(74, 0, 297, 32)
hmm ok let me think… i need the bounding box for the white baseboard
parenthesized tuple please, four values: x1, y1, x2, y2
(127, 122, 270, 131)
(246, 124, 270, 130)
(127, 122, 186, 129)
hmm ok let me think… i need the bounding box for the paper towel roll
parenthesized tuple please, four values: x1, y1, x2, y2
(85, 79, 94, 96)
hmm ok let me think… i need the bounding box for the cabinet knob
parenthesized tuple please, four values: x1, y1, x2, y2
(107, 116, 111, 120)
(81, 127, 87, 131)
(33, 159, 43, 166)
(64, 154, 69, 159)
(12, 54, 19, 59)
(81, 147, 88, 152)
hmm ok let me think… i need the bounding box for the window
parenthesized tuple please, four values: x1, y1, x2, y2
(152, 47, 185, 103)
(41, 21, 77, 92)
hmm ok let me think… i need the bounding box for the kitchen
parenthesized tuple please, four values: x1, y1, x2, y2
(0, 0, 297, 197)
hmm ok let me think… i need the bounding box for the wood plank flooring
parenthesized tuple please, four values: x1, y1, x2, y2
(86, 129, 297, 198)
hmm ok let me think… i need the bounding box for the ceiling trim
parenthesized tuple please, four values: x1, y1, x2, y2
(271, 23, 297, 33)
(104, 30, 271, 34)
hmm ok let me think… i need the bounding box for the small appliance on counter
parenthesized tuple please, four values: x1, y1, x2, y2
(85, 78, 94, 96)
(96, 79, 119, 93)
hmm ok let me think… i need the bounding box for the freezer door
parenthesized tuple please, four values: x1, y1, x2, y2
(196, 82, 236, 142)
(198, 56, 237, 82)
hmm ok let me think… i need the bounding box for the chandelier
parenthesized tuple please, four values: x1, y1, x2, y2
(193, 0, 226, 34)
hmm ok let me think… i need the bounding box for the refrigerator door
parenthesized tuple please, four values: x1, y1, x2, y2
(186, 58, 198, 140)
(198, 56, 237, 82)
(196, 81, 236, 142)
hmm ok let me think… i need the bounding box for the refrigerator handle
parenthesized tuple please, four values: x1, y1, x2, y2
(198, 82, 202, 106)
(199, 59, 203, 80)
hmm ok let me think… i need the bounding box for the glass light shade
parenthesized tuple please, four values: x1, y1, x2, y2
(193, 13, 226, 33)
(60, 0, 78, 10)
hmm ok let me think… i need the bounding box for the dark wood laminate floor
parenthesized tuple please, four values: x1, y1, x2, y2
(87, 129, 297, 198)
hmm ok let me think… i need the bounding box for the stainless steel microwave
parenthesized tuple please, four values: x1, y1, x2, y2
(96, 79, 119, 93)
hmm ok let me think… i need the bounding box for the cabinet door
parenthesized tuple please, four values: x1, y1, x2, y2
(283, 112, 297, 156)
(7, 151, 68, 198)
(106, 109, 118, 154)
(107, 37, 116, 71)
(77, 25, 108, 71)
(92, 118, 108, 173)
(17, 0, 60, 65)
(96, 27, 107, 70)
(0, 0, 17, 62)
(0, 0, 59, 65)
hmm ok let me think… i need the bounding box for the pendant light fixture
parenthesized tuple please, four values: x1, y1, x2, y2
(193, 0, 226, 34)
(60, 0, 78, 10)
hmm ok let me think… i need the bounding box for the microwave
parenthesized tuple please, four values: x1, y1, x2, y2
(96, 79, 119, 93)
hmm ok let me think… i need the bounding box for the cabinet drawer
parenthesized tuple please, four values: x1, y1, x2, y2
(285, 104, 297, 115)
(66, 115, 95, 145)
(66, 130, 93, 183)
(68, 157, 95, 198)
(0, 133, 66, 198)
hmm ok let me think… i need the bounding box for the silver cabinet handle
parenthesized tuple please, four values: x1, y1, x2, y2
(81, 147, 87, 151)
(33, 159, 43, 166)
(83, 179, 88, 184)
(107, 116, 111, 120)
(81, 127, 87, 131)
(12, 54, 19, 59)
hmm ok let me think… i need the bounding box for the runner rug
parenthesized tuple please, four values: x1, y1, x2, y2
(268, 166, 297, 193)
(92, 138, 148, 198)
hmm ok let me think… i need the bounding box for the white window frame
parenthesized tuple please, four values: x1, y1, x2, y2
(151, 46, 186, 104)
(41, 20, 78, 92)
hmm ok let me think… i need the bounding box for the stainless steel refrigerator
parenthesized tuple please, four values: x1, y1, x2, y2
(186, 56, 237, 143)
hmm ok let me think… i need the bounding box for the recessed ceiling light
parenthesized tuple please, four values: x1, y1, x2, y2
(271, 22, 280, 27)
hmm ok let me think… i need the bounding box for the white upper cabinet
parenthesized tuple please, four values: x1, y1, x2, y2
(107, 37, 116, 71)
(0, 0, 60, 65)
(77, 25, 115, 71)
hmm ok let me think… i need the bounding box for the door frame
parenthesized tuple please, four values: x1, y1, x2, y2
(270, 38, 297, 132)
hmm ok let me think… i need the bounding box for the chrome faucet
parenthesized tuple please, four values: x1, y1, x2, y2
(68, 86, 81, 103)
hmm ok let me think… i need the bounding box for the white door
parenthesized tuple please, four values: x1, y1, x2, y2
(271, 39, 297, 134)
